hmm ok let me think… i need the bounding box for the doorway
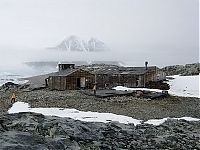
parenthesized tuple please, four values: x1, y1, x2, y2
(76, 78, 81, 88)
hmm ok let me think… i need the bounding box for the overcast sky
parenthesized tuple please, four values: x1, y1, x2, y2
(0, 0, 198, 70)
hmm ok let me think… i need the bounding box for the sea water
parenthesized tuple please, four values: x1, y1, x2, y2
(0, 64, 57, 86)
(0, 72, 28, 86)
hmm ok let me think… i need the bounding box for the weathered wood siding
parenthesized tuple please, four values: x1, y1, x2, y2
(95, 67, 162, 88)
(47, 66, 164, 90)
(48, 76, 66, 90)
(96, 74, 145, 88)
(145, 67, 166, 84)
(145, 67, 157, 84)
(120, 74, 145, 87)
(48, 70, 94, 90)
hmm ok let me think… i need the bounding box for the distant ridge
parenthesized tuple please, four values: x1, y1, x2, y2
(49, 35, 109, 52)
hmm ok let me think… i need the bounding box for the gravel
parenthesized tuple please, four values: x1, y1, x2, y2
(0, 88, 199, 121)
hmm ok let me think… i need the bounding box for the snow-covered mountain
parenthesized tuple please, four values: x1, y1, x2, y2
(55, 36, 109, 52)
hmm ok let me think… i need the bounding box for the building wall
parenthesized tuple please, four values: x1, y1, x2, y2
(48, 76, 66, 90)
(48, 70, 94, 90)
(96, 74, 145, 88)
(144, 67, 166, 86)
(145, 67, 157, 84)
(47, 66, 165, 90)
(120, 74, 145, 87)
(156, 70, 166, 81)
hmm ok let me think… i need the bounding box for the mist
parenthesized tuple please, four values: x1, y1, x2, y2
(0, 0, 198, 75)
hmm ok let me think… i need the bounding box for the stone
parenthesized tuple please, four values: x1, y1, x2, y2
(0, 112, 199, 149)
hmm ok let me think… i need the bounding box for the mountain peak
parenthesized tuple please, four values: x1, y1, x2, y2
(65, 35, 80, 40)
(55, 36, 109, 52)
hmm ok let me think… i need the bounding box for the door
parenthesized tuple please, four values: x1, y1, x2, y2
(80, 77, 85, 88)
(76, 78, 81, 88)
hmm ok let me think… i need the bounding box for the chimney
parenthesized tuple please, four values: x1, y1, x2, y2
(145, 61, 148, 70)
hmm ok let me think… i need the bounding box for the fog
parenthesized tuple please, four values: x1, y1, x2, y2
(0, 0, 198, 74)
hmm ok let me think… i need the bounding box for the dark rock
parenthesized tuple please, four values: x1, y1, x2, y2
(0, 112, 199, 149)
(1, 82, 19, 90)
(146, 81, 170, 90)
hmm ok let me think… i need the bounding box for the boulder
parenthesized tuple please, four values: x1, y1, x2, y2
(0, 112, 199, 149)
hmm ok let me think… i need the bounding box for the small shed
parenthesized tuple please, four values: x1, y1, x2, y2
(46, 69, 94, 90)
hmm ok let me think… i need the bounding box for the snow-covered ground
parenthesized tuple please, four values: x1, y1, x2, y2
(113, 86, 163, 93)
(5, 75, 200, 125)
(8, 102, 200, 126)
(113, 75, 199, 98)
(167, 75, 199, 98)
(144, 117, 200, 126)
(8, 102, 141, 125)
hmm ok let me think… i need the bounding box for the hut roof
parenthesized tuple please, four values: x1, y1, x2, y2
(49, 69, 91, 77)
(92, 66, 156, 75)
(118, 66, 157, 71)
(49, 66, 158, 77)
(120, 70, 148, 75)
(94, 68, 119, 75)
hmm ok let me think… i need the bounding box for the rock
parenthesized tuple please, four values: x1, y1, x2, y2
(0, 82, 19, 90)
(162, 63, 200, 76)
(0, 112, 200, 149)
(146, 81, 170, 90)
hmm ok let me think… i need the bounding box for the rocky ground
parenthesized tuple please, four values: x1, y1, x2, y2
(0, 98, 11, 116)
(0, 85, 200, 149)
(161, 63, 199, 76)
(0, 88, 199, 121)
(0, 112, 200, 149)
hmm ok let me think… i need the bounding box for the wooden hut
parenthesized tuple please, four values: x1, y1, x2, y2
(95, 67, 148, 88)
(46, 63, 166, 90)
(46, 64, 94, 90)
(94, 65, 166, 89)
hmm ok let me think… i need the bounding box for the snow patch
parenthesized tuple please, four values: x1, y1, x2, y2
(144, 118, 169, 126)
(8, 102, 141, 125)
(167, 75, 199, 98)
(8, 102, 200, 126)
(113, 86, 163, 93)
(145, 117, 200, 126)
(114, 75, 200, 98)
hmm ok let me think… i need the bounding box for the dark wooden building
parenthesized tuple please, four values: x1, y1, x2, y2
(94, 66, 166, 89)
(46, 64, 94, 90)
(46, 63, 166, 90)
